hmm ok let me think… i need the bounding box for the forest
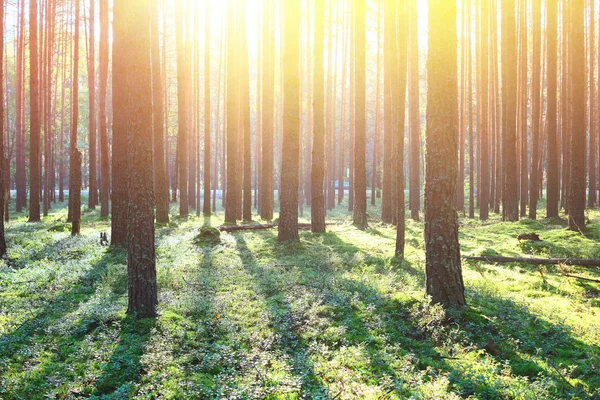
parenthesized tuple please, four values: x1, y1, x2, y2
(0, 0, 599, 398)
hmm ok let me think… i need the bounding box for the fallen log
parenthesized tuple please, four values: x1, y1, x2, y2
(463, 256, 600, 267)
(218, 223, 324, 232)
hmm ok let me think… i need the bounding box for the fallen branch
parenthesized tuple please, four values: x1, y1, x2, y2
(560, 273, 600, 284)
(463, 256, 600, 267)
(218, 222, 335, 232)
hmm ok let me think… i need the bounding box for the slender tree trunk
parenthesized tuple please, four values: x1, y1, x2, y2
(203, 0, 211, 216)
(518, 0, 528, 217)
(468, 0, 475, 219)
(150, 0, 169, 223)
(529, 0, 541, 219)
(425, 0, 466, 308)
(408, 0, 420, 221)
(117, 0, 158, 319)
(29, 0, 41, 222)
(87, 0, 96, 210)
(568, 0, 586, 231)
(69, 0, 81, 234)
(175, 0, 189, 217)
(501, 0, 519, 221)
(479, 0, 490, 220)
(588, 0, 596, 208)
(260, 0, 274, 221)
(0, 0, 7, 256)
(382, 0, 395, 224)
(278, 0, 300, 242)
(372, 1, 382, 207)
(560, 0, 570, 212)
(546, 0, 559, 217)
(239, 0, 252, 222)
(15, 0, 25, 213)
(353, 0, 367, 229)
(395, 0, 408, 255)
(311, 0, 326, 233)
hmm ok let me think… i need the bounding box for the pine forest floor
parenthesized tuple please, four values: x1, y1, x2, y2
(0, 196, 599, 399)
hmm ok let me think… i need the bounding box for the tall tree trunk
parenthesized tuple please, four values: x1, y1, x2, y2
(278, 0, 300, 242)
(568, 0, 586, 231)
(501, 0, 519, 221)
(468, 0, 475, 219)
(352, 0, 367, 229)
(98, 0, 110, 217)
(151, 0, 169, 223)
(15, 0, 25, 213)
(311, 0, 326, 233)
(203, 0, 211, 216)
(408, 0, 420, 221)
(87, 0, 96, 210)
(425, 0, 466, 308)
(259, 0, 274, 221)
(0, 0, 7, 256)
(117, 0, 157, 319)
(546, 0, 559, 217)
(111, 0, 131, 245)
(175, 0, 189, 217)
(588, 0, 596, 208)
(479, 0, 490, 220)
(225, 0, 240, 223)
(372, 1, 382, 207)
(518, 0, 528, 217)
(529, 0, 541, 219)
(69, 0, 82, 234)
(29, 0, 41, 222)
(382, 0, 395, 224)
(560, 0, 570, 212)
(239, 0, 252, 222)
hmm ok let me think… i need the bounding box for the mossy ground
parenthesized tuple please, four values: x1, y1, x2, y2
(0, 195, 599, 399)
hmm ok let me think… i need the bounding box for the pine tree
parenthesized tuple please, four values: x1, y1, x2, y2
(425, 0, 466, 307)
(29, 0, 41, 222)
(278, 0, 301, 242)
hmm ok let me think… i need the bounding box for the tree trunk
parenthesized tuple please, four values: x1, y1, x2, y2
(568, 0, 586, 231)
(87, 0, 96, 210)
(372, 1, 382, 208)
(0, 0, 7, 256)
(382, 0, 395, 224)
(203, 0, 211, 216)
(150, 0, 169, 224)
(259, 0, 274, 221)
(408, 0, 420, 221)
(175, 0, 189, 217)
(546, 0, 559, 218)
(352, 0, 367, 229)
(69, 0, 81, 233)
(278, 0, 300, 242)
(588, 0, 596, 208)
(425, 0, 466, 308)
(479, 0, 490, 221)
(395, 0, 408, 255)
(311, 0, 326, 233)
(501, 0, 519, 221)
(29, 0, 41, 222)
(529, 0, 541, 219)
(119, 0, 157, 319)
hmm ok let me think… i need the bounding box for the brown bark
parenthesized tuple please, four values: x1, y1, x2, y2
(352, 0, 367, 229)
(259, 0, 274, 221)
(501, 0, 519, 221)
(546, 0, 559, 218)
(0, 0, 6, 256)
(381, 0, 395, 224)
(175, 0, 189, 217)
(87, 0, 96, 210)
(529, 0, 541, 219)
(372, 1, 382, 207)
(120, 0, 157, 319)
(588, 0, 596, 208)
(29, 0, 41, 222)
(425, 0, 466, 308)
(151, 0, 169, 224)
(568, 0, 586, 231)
(278, 0, 300, 242)
(203, 0, 211, 216)
(311, 0, 326, 234)
(518, 0, 528, 218)
(408, 0, 420, 221)
(479, 0, 490, 220)
(15, 0, 25, 212)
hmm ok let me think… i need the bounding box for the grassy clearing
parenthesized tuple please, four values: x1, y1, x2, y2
(0, 198, 599, 399)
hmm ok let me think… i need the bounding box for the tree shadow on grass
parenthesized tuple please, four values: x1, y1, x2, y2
(234, 231, 331, 398)
(0, 248, 125, 398)
(455, 289, 600, 398)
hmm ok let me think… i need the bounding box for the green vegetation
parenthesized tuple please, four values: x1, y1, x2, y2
(1, 199, 599, 399)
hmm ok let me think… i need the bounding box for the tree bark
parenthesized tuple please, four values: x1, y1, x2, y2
(425, 0, 466, 308)
(175, 0, 189, 217)
(260, 0, 274, 221)
(567, 0, 586, 231)
(29, 0, 41, 222)
(546, 0, 559, 218)
(278, 0, 300, 242)
(69, 0, 81, 234)
(87, 0, 97, 210)
(352, 0, 367, 229)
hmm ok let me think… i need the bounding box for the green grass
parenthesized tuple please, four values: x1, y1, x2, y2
(0, 197, 599, 399)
